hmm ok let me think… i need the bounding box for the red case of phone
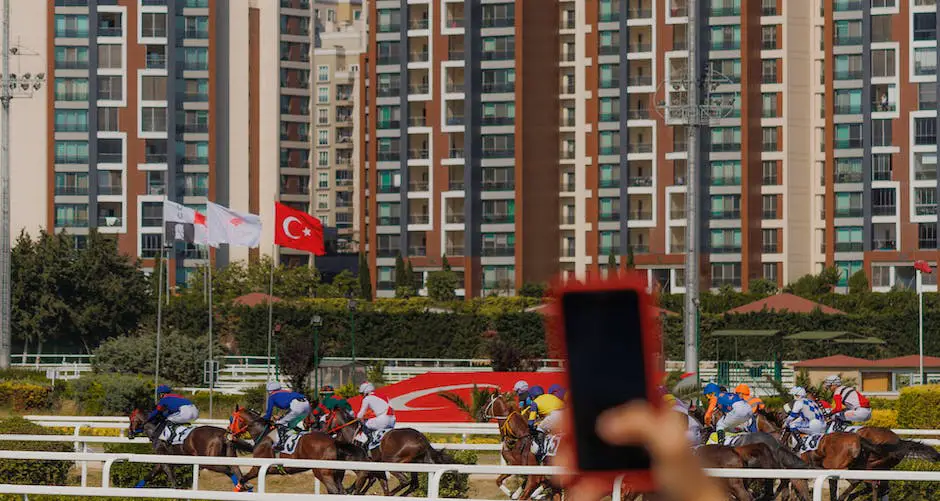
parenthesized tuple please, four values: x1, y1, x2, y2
(546, 271, 664, 492)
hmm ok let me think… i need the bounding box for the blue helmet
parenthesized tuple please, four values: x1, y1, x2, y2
(548, 384, 564, 396)
(703, 383, 721, 396)
(529, 385, 545, 397)
(156, 385, 172, 395)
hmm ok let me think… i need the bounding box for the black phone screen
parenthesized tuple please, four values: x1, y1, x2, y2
(561, 288, 651, 471)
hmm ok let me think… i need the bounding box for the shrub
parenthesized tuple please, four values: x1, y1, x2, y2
(103, 443, 193, 488)
(896, 385, 940, 429)
(890, 459, 940, 499)
(0, 381, 53, 411)
(416, 449, 478, 497)
(336, 382, 358, 399)
(241, 384, 267, 411)
(0, 368, 53, 384)
(70, 373, 153, 415)
(0, 417, 72, 485)
(862, 409, 898, 428)
(93, 331, 222, 386)
(869, 397, 896, 410)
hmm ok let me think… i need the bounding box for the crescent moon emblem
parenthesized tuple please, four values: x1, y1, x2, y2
(282, 216, 302, 239)
(387, 383, 501, 411)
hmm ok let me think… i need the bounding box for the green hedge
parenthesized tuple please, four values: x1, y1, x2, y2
(415, 450, 478, 498)
(69, 373, 154, 415)
(0, 380, 53, 411)
(890, 459, 940, 499)
(0, 417, 72, 485)
(103, 443, 193, 488)
(896, 385, 940, 429)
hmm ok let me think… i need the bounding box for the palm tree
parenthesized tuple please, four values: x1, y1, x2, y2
(438, 385, 503, 423)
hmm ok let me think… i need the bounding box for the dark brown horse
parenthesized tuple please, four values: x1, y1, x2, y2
(226, 406, 344, 494)
(128, 409, 245, 490)
(322, 405, 451, 496)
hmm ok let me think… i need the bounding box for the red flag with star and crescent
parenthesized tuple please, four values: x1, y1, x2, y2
(915, 260, 933, 274)
(274, 202, 325, 256)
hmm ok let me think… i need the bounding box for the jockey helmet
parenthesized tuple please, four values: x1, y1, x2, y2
(734, 384, 752, 397)
(662, 393, 677, 405)
(789, 386, 807, 398)
(156, 385, 172, 395)
(513, 380, 529, 394)
(548, 384, 563, 395)
(320, 385, 334, 394)
(359, 382, 375, 395)
(266, 381, 282, 392)
(529, 385, 545, 397)
(703, 383, 720, 396)
(824, 375, 842, 387)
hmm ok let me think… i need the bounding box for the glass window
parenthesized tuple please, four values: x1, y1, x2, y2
(183, 47, 209, 70)
(54, 109, 88, 132)
(54, 14, 88, 37)
(317, 65, 329, 81)
(835, 261, 863, 287)
(54, 140, 89, 164)
(710, 25, 741, 50)
(872, 120, 892, 147)
(98, 75, 123, 101)
(54, 77, 88, 101)
(915, 47, 937, 76)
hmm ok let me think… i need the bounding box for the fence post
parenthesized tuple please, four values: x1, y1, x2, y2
(257, 464, 272, 493)
(427, 468, 454, 499)
(314, 476, 321, 494)
(101, 458, 122, 488)
(192, 463, 200, 490)
(812, 473, 836, 501)
(611, 474, 625, 500)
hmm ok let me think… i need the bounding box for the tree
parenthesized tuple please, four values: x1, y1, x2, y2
(607, 252, 617, 271)
(438, 385, 503, 423)
(787, 266, 842, 297)
(277, 327, 318, 394)
(748, 278, 778, 296)
(393, 256, 416, 298)
(517, 282, 547, 298)
(405, 260, 416, 290)
(848, 270, 869, 294)
(358, 253, 372, 300)
(427, 271, 459, 302)
(394, 255, 407, 289)
(442, 254, 451, 272)
(626, 245, 635, 269)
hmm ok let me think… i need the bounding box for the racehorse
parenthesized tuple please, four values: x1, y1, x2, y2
(226, 405, 344, 494)
(484, 393, 557, 500)
(128, 409, 245, 490)
(319, 405, 451, 496)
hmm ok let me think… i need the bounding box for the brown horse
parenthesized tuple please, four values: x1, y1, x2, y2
(226, 406, 344, 494)
(128, 409, 245, 490)
(485, 393, 551, 500)
(322, 405, 451, 496)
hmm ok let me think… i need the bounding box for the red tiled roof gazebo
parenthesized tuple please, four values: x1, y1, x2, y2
(232, 292, 282, 307)
(726, 293, 845, 315)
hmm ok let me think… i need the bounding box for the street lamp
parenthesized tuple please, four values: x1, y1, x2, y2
(655, 9, 736, 380)
(311, 314, 322, 392)
(347, 298, 358, 366)
(0, 0, 45, 369)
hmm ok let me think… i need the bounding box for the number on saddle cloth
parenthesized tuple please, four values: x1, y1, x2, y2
(279, 431, 306, 455)
(798, 434, 823, 454)
(707, 431, 746, 446)
(161, 424, 195, 446)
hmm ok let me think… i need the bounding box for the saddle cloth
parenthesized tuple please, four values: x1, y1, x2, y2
(160, 424, 195, 446)
(795, 433, 824, 454)
(826, 422, 862, 434)
(706, 431, 747, 447)
(354, 429, 390, 450)
(273, 431, 306, 455)
(530, 434, 562, 460)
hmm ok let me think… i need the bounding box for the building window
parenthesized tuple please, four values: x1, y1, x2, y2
(834, 227, 863, 253)
(872, 120, 892, 147)
(871, 265, 890, 288)
(317, 130, 328, 146)
(141, 76, 167, 101)
(762, 195, 778, 219)
(318, 151, 329, 167)
(317, 108, 329, 125)
(147, 171, 166, 195)
(761, 93, 777, 118)
(54, 109, 88, 132)
(835, 261, 863, 287)
(97, 76, 122, 101)
(142, 12, 167, 38)
(834, 123, 862, 149)
(872, 154, 892, 181)
(762, 127, 778, 151)
(97, 138, 122, 164)
(919, 224, 938, 250)
(762, 263, 778, 282)
(762, 161, 777, 185)
(318, 172, 329, 189)
(914, 47, 937, 76)
(97, 108, 119, 132)
(915, 187, 937, 216)
(709, 229, 742, 253)
(871, 49, 896, 78)
(761, 59, 777, 84)
(54, 172, 89, 196)
(710, 263, 741, 288)
(54, 204, 89, 227)
(914, 12, 937, 42)
(871, 14, 891, 42)
(183, 47, 209, 71)
(834, 54, 862, 80)
(710, 58, 741, 82)
(140, 234, 163, 259)
(762, 229, 778, 253)
(54, 77, 88, 101)
(317, 193, 329, 210)
(834, 20, 862, 45)
(185, 79, 209, 101)
(317, 65, 329, 81)
(184, 16, 209, 38)
(54, 14, 88, 37)
(915, 117, 937, 146)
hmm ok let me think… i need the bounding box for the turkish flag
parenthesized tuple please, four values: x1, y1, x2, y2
(915, 260, 933, 274)
(274, 202, 325, 255)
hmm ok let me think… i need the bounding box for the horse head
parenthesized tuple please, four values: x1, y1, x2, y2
(228, 405, 270, 443)
(128, 409, 147, 438)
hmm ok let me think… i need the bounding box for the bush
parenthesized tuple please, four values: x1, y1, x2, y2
(93, 331, 222, 386)
(103, 443, 193, 488)
(869, 397, 896, 410)
(896, 385, 940, 429)
(70, 373, 153, 415)
(890, 459, 940, 499)
(0, 380, 53, 411)
(241, 384, 267, 411)
(416, 449, 478, 497)
(0, 417, 72, 485)
(0, 368, 53, 384)
(862, 409, 898, 428)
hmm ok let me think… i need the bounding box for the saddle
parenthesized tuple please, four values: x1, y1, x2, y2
(159, 423, 195, 446)
(531, 433, 561, 463)
(354, 428, 390, 450)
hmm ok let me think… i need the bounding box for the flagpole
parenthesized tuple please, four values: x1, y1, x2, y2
(918, 269, 924, 385)
(207, 249, 214, 419)
(267, 243, 276, 380)
(154, 247, 165, 403)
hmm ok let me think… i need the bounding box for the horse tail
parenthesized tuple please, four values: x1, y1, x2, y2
(855, 437, 883, 468)
(897, 439, 940, 462)
(426, 446, 452, 464)
(773, 445, 812, 469)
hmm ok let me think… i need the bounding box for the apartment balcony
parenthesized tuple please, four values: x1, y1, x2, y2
(184, 29, 208, 39)
(97, 183, 122, 196)
(712, 143, 741, 153)
(448, 178, 465, 191)
(835, 70, 863, 80)
(409, 18, 429, 30)
(376, 56, 401, 66)
(408, 149, 429, 161)
(482, 247, 515, 257)
(599, 112, 620, 122)
(599, 146, 620, 156)
(482, 16, 515, 28)
(378, 151, 401, 162)
(835, 171, 863, 183)
(762, 209, 779, 220)
(834, 0, 863, 11)
(598, 245, 618, 257)
(482, 50, 514, 61)
(835, 207, 863, 218)
(629, 43, 652, 53)
(446, 245, 465, 256)
(711, 176, 741, 186)
(377, 85, 401, 98)
(484, 82, 515, 94)
(563, 180, 577, 191)
(448, 148, 465, 160)
(599, 178, 620, 189)
(873, 239, 897, 251)
(376, 280, 397, 289)
(409, 51, 429, 63)
(483, 149, 514, 159)
(408, 245, 427, 257)
(562, 47, 575, 62)
(55, 60, 89, 70)
(628, 176, 652, 187)
(599, 211, 621, 222)
(181, 123, 209, 134)
(482, 213, 514, 224)
(669, 0, 689, 16)
(377, 216, 401, 226)
(711, 41, 740, 51)
(627, 76, 653, 87)
(709, 7, 740, 16)
(483, 180, 515, 191)
(711, 245, 742, 254)
(377, 120, 401, 130)
(599, 78, 620, 90)
(835, 36, 863, 46)
(447, 17, 465, 29)
(377, 182, 399, 194)
(481, 115, 514, 126)
(627, 7, 652, 19)
(146, 55, 166, 69)
(376, 246, 400, 258)
(184, 91, 209, 102)
(378, 22, 401, 33)
(870, 204, 895, 216)
(834, 242, 863, 252)
(670, 207, 687, 219)
(627, 143, 653, 154)
(562, 243, 576, 258)
(445, 212, 465, 224)
(711, 209, 741, 220)
(408, 83, 429, 95)
(762, 243, 779, 253)
(834, 139, 863, 149)
(834, 105, 862, 115)
(627, 108, 650, 120)
(408, 179, 429, 191)
(630, 244, 650, 254)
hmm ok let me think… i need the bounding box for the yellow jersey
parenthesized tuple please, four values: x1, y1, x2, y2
(531, 394, 565, 419)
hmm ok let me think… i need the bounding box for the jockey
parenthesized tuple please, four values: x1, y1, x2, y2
(824, 375, 871, 428)
(530, 386, 565, 459)
(703, 383, 753, 443)
(525, 386, 546, 425)
(356, 382, 396, 447)
(548, 384, 567, 401)
(513, 380, 533, 412)
(320, 385, 353, 412)
(665, 393, 702, 445)
(263, 381, 311, 451)
(734, 384, 765, 413)
(783, 386, 826, 440)
(148, 385, 199, 443)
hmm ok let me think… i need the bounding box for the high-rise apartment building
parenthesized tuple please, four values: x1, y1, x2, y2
(310, 11, 366, 256)
(359, 0, 560, 298)
(814, 0, 940, 292)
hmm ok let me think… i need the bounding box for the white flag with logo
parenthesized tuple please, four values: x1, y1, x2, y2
(206, 202, 262, 248)
(164, 200, 208, 245)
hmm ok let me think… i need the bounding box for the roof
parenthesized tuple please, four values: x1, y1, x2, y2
(726, 293, 845, 315)
(870, 355, 940, 369)
(785, 331, 850, 341)
(793, 355, 875, 368)
(712, 329, 781, 337)
(526, 303, 677, 317)
(232, 292, 282, 307)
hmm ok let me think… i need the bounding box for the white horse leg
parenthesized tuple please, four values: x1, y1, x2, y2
(511, 483, 524, 499)
(530, 485, 546, 500)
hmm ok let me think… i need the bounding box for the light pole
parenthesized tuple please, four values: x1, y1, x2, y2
(655, 3, 735, 380)
(347, 298, 358, 366)
(311, 314, 322, 392)
(0, 0, 44, 369)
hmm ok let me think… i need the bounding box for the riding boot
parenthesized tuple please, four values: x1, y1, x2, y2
(166, 423, 177, 444)
(154, 422, 168, 442)
(716, 429, 726, 445)
(274, 426, 288, 452)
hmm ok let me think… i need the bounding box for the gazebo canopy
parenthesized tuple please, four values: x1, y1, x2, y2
(712, 329, 781, 337)
(784, 331, 885, 345)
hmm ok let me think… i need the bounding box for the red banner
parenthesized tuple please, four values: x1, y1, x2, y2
(347, 372, 565, 422)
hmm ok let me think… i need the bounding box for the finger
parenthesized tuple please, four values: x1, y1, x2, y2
(566, 478, 617, 501)
(596, 402, 690, 462)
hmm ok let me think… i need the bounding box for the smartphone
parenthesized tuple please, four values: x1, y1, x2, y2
(550, 273, 661, 490)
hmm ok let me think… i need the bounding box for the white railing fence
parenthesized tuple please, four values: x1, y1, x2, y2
(0, 450, 939, 501)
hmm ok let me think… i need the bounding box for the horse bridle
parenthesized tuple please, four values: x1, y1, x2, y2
(228, 410, 272, 446)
